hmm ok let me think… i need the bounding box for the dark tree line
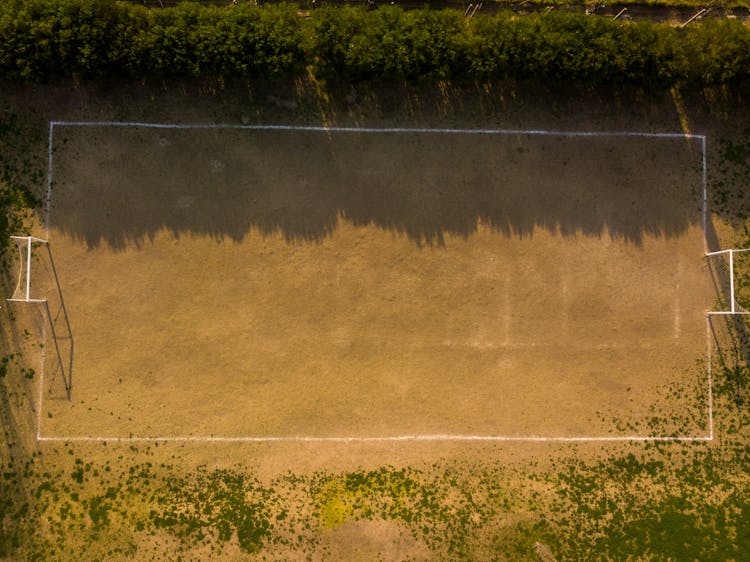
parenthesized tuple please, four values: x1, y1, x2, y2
(0, 0, 748, 87)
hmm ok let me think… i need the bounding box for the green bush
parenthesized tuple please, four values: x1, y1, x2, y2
(686, 18, 750, 84)
(466, 13, 687, 87)
(0, 0, 304, 79)
(0, 0, 749, 86)
(140, 2, 303, 77)
(0, 0, 147, 79)
(309, 6, 466, 81)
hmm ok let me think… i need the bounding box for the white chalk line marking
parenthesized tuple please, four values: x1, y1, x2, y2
(50, 121, 707, 140)
(45, 123, 54, 235)
(35, 122, 56, 440)
(706, 315, 714, 440)
(701, 135, 715, 441)
(702, 135, 708, 254)
(38, 122, 712, 444)
(27, 121, 55, 441)
(36, 435, 713, 443)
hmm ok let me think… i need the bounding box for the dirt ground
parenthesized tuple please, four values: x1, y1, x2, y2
(3, 79, 750, 561)
(20, 125, 712, 440)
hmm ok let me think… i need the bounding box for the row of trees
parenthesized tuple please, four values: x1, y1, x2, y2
(0, 0, 749, 86)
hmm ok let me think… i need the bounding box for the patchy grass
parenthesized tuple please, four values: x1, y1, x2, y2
(2, 82, 750, 560)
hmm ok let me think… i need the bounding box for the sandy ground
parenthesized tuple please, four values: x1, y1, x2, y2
(21, 125, 712, 440)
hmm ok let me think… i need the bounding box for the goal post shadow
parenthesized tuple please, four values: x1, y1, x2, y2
(6, 236, 74, 401)
(706, 248, 750, 411)
(707, 314, 750, 410)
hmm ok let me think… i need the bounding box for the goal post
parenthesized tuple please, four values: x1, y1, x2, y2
(706, 248, 750, 315)
(6, 235, 48, 304)
(5, 235, 73, 400)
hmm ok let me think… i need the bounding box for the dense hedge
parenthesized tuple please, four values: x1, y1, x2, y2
(0, 0, 749, 87)
(0, 1, 305, 79)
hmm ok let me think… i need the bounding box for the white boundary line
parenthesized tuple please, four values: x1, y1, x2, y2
(702, 135, 708, 254)
(45, 123, 54, 234)
(706, 316, 714, 441)
(50, 120, 705, 139)
(36, 434, 712, 443)
(37, 122, 712, 444)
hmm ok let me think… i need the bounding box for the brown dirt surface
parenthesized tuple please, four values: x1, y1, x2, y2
(5, 81, 748, 561)
(27, 125, 712, 440)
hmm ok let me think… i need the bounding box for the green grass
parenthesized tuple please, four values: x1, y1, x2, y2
(1, 435, 746, 560)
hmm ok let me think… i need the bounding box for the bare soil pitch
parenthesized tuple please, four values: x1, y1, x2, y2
(35, 126, 711, 439)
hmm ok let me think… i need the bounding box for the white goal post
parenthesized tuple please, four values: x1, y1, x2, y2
(6, 234, 73, 400)
(706, 248, 750, 315)
(6, 235, 48, 304)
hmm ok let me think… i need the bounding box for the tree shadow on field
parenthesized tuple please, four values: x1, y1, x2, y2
(47, 125, 703, 249)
